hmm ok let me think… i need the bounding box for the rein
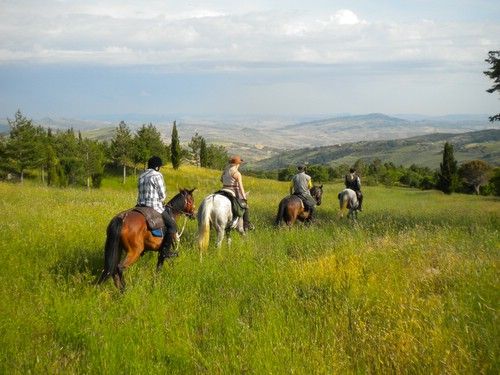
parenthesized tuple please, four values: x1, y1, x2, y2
(165, 193, 193, 244)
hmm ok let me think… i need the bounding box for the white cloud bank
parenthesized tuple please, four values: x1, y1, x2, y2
(0, 1, 498, 70)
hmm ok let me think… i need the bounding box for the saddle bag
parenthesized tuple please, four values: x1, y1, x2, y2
(215, 190, 246, 218)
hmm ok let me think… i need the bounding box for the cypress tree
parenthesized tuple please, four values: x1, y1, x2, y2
(170, 121, 181, 170)
(46, 145, 60, 187)
(199, 137, 207, 168)
(438, 142, 458, 194)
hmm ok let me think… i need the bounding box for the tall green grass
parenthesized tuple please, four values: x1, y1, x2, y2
(0, 166, 498, 374)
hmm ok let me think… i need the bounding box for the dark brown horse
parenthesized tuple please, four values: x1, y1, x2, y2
(98, 188, 196, 291)
(275, 185, 323, 226)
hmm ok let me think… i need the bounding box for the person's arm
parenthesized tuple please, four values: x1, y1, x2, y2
(157, 174, 166, 201)
(357, 176, 361, 189)
(234, 171, 246, 199)
(307, 176, 313, 190)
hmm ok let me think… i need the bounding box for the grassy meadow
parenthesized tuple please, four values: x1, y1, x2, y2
(0, 165, 498, 374)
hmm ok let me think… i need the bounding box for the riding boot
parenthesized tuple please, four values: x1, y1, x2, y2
(243, 208, 255, 231)
(305, 206, 315, 223)
(159, 232, 178, 259)
(357, 191, 363, 211)
(161, 209, 179, 257)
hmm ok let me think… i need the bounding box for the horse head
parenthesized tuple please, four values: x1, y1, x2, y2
(310, 184, 323, 206)
(168, 188, 196, 219)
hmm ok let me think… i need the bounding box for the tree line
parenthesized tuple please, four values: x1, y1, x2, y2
(247, 142, 499, 196)
(1, 111, 499, 196)
(0, 110, 229, 187)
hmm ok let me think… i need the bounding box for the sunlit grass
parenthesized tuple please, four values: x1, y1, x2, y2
(0, 169, 498, 374)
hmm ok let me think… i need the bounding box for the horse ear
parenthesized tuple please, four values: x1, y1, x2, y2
(320, 184, 323, 189)
(189, 188, 196, 194)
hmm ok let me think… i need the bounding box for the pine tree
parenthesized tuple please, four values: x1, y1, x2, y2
(134, 123, 166, 170)
(188, 132, 204, 166)
(438, 142, 458, 194)
(206, 144, 229, 169)
(484, 50, 500, 122)
(170, 121, 181, 170)
(110, 121, 133, 183)
(5, 110, 45, 183)
(458, 160, 492, 195)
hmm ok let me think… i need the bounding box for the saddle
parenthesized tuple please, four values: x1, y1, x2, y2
(118, 206, 166, 237)
(215, 190, 246, 218)
(292, 193, 311, 211)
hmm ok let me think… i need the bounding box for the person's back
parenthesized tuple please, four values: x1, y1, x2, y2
(345, 169, 360, 191)
(220, 155, 254, 231)
(137, 168, 166, 213)
(290, 165, 316, 221)
(137, 156, 179, 258)
(344, 168, 363, 211)
(291, 171, 311, 195)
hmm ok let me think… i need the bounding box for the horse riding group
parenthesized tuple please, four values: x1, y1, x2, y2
(98, 156, 364, 290)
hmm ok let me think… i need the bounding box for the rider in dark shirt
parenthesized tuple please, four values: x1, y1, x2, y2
(344, 168, 363, 211)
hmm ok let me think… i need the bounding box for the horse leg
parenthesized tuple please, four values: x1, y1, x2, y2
(113, 268, 125, 291)
(226, 227, 232, 247)
(114, 249, 142, 291)
(285, 206, 295, 226)
(215, 224, 225, 248)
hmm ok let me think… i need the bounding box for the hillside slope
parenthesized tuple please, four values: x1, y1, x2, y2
(249, 129, 500, 170)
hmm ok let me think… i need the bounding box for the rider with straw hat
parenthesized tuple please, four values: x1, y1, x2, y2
(220, 155, 255, 231)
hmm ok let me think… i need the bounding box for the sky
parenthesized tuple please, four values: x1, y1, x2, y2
(0, 0, 499, 120)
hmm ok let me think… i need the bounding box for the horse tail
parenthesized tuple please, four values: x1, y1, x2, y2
(197, 198, 212, 251)
(338, 192, 348, 217)
(98, 216, 123, 284)
(275, 199, 286, 226)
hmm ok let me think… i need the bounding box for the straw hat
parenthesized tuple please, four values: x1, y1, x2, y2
(229, 155, 244, 164)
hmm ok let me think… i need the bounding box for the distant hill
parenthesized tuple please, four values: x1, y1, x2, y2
(1, 113, 497, 165)
(0, 123, 8, 134)
(248, 129, 500, 170)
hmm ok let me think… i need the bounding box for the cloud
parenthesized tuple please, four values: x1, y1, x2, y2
(0, 1, 498, 72)
(331, 9, 365, 25)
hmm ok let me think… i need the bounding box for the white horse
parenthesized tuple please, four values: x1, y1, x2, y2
(338, 188, 360, 220)
(197, 193, 245, 254)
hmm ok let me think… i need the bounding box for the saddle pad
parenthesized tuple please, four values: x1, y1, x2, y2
(291, 194, 305, 210)
(132, 206, 164, 230)
(151, 228, 164, 237)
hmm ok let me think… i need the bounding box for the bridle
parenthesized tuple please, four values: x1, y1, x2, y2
(165, 191, 195, 219)
(311, 186, 323, 206)
(165, 191, 196, 244)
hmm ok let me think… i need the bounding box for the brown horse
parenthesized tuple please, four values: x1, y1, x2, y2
(275, 185, 323, 226)
(97, 188, 196, 291)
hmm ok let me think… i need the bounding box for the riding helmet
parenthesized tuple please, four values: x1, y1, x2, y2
(148, 156, 163, 169)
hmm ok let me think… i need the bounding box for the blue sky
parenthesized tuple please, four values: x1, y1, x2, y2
(0, 0, 499, 120)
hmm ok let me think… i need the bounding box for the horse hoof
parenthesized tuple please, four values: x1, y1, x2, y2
(244, 223, 255, 231)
